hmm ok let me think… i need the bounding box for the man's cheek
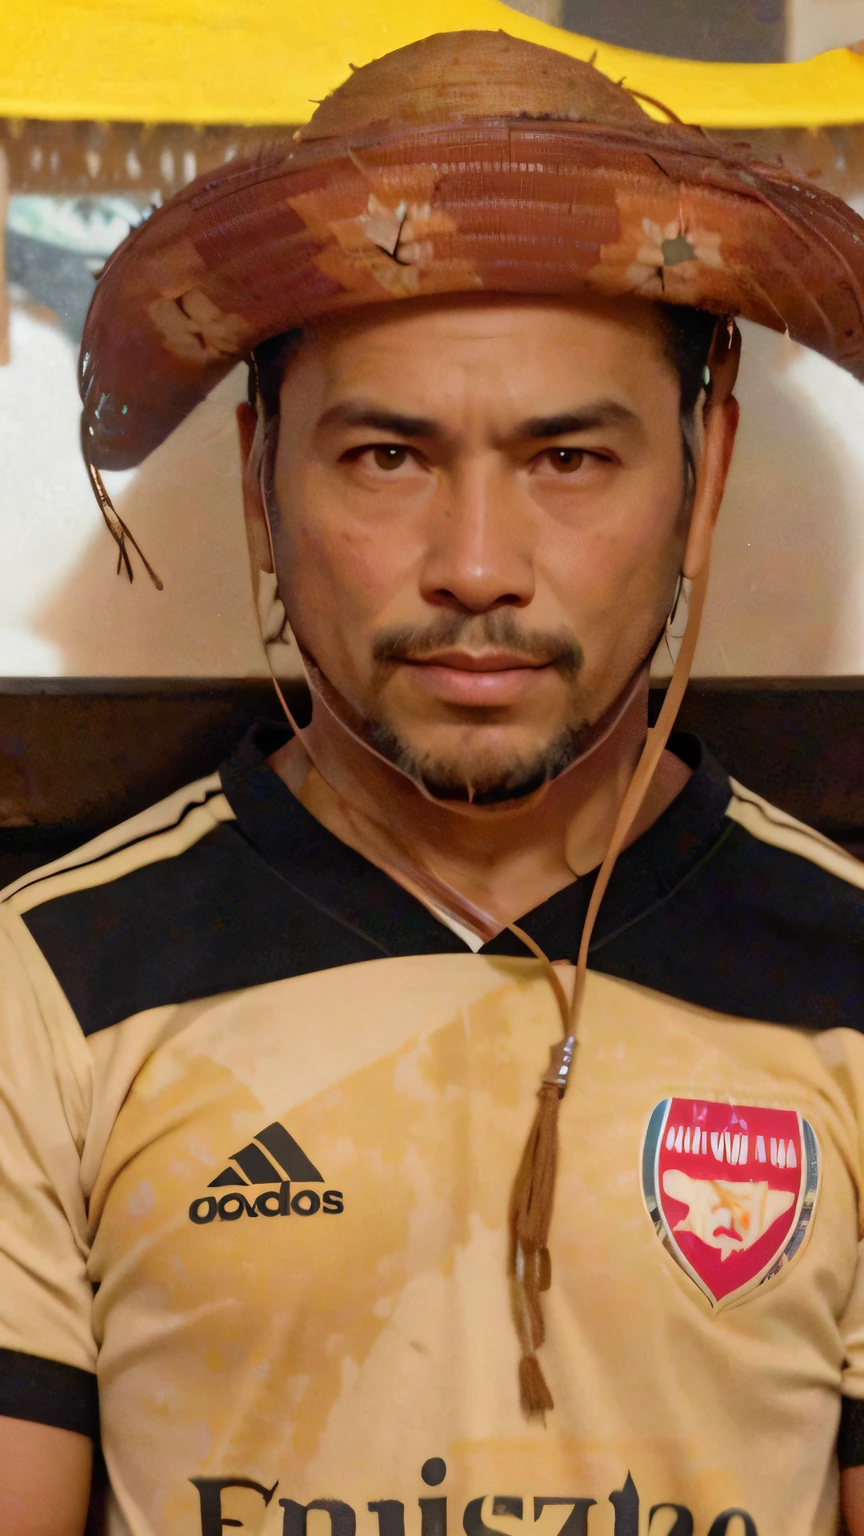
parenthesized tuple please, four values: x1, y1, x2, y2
(282, 545, 403, 695)
(300, 516, 403, 612)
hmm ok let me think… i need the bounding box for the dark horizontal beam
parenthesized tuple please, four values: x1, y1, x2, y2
(1, 679, 862, 886)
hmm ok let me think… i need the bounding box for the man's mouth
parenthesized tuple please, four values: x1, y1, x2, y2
(401, 648, 554, 707)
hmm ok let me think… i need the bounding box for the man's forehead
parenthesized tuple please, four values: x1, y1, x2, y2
(278, 294, 675, 418)
(308, 291, 668, 350)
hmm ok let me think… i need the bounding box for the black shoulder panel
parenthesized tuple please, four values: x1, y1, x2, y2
(486, 818, 864, 1031)
(22, 816, 462, 1037)
(595, 821, 864, 1030)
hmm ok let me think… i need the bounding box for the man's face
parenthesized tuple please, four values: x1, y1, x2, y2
(269, 295, 689, 803)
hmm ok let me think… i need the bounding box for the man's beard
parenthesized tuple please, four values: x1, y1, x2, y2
(366, 716, 597, 805)
(362, 610, 591, 806)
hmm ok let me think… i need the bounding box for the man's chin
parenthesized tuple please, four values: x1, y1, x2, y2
(365, 719, 589, 806)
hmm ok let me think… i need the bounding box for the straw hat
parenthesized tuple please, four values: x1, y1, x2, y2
(80, 28, 864, 470)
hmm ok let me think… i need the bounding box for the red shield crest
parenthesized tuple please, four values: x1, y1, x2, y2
(642, 1097, 819, 1308)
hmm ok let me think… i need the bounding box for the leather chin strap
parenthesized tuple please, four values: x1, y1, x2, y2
(257, 313, 740, 1416)
(506, 315, 740, 1418)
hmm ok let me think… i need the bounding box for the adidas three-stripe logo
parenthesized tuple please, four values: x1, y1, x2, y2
(208, 1122, 323, 1187)
(188, 1121, 344, 1225)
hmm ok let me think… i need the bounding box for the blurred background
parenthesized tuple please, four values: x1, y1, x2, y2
(2, 0, 864, 873)
(511, 0, 864, 61)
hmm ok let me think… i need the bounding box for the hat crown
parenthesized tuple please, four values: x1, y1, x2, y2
(79, 27, 864, 472)
(298, 28, 651, 141)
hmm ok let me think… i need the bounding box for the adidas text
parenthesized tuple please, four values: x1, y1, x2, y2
(189, 1182, 344, 1224)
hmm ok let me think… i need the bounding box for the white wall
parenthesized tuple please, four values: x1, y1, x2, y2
(786, 0, 864, 59)
(0, 303, 276, 678)
(502, 0, 564, 23)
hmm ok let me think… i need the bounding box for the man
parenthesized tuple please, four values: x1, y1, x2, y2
(1, 28, 864, 1536)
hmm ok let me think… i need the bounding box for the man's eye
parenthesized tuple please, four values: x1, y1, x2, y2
(371, 445, 410, 470)
(544, 448, 584, 473)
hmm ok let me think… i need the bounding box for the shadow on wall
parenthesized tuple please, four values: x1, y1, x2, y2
(27, 318, 864, 681)
(35, 367, 299, 679)
(696, 320, 863, 677)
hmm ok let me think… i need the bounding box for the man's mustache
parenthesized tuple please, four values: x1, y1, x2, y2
(371, 611, 583, 676)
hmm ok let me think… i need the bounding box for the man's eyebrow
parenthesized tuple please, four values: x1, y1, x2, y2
(317, 402, 443, 438)
(519, 401, 641, 437)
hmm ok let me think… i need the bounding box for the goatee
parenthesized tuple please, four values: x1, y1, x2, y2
(365, 718, 596, 806)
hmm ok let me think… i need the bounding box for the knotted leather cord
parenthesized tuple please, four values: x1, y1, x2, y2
(506, 317, 740, 1415)
(81, 423, 164, 590)
(506, 560, 711, 1416)
(258, 314, 740, 1418)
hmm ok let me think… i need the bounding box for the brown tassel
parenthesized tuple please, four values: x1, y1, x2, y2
(510, 1081, 560, 1258)
(508, 1039, 574, 1418)
(518, 1352, 554, 1418)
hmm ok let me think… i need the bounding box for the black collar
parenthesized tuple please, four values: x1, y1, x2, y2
(220, 724, 732, 964)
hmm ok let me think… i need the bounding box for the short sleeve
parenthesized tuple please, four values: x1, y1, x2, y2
(840, 1249, 864, 1466)
(839, 1395, 864, 1469)
(0, 910, 97, 1436)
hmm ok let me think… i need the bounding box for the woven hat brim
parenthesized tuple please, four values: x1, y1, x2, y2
(81, 115, 864, 470)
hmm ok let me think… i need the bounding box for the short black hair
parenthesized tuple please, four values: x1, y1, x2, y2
(249, 328, 306, 418)
(656, 302, 720, 420)
(249, 303, 719, 424)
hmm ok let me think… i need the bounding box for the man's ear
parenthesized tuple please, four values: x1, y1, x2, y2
(237, 399, 257, 469)
(236, 401, 273, 579)
(237, 402, 293, 650)
(714, 392, 740, 486)
(682, 319, 742, 579)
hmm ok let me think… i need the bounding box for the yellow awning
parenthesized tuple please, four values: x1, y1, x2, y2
(2, 0, 863, 128)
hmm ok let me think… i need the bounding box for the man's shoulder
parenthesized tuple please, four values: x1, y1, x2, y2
(0, 775, 233, 1026)
(1, 770, 235, 927)
(0, 770, 354, 1037)
(722, 774, 864, 908)
(592, 768, 864, 1033)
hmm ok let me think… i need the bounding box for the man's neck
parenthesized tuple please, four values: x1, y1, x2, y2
(268, 682, 691, 931)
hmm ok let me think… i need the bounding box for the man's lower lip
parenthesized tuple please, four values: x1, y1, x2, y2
(405, 663, 549, 705)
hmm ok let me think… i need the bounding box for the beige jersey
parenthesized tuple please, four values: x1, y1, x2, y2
(1, 728, 864, 1536)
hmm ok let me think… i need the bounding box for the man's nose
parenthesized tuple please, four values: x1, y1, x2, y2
(418, 459, 535, 614)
